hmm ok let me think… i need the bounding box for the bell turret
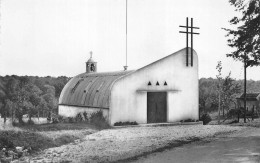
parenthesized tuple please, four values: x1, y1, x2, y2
(86, 51, 97, 73)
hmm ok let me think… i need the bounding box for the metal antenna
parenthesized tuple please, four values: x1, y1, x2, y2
(179, 17, 200, 67)
(124, 0, 128, 71)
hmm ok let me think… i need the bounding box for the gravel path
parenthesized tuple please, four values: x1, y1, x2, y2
(27, 125, 243, 163)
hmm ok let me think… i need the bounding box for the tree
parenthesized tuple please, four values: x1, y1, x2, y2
(5, 99, 16, 123)
(215, 61, 241, 123)
(54, 83, 65, 98)
(223, 0, 260, 122)
(221, 73, 241, 115)
(11, 77, 39, 123)
(0, 75, 68, 124)
(216, 61, 222, 124)
(28, 87, 42, 121)
(42, 85, 57, 116)
(38, 98, 48, 118)
(199, 79, 217, 115)
(0, 80, 7, 122)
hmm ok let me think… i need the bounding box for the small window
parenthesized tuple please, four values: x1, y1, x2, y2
(148, 81, 152, 86)
(84, 90, 86, 93)
(156, 81, 159, 86)
(164, 81, 167, 86)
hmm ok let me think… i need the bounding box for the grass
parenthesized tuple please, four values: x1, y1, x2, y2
(0, 130, 54, 151)
(207, 110, 260, 127)
(229, 118, 260, 127)
(0, 122, 99, 154)
(17, 122, 99, 131)
(0, 110, 110, 158)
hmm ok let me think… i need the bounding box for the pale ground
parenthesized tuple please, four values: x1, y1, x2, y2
(22, 125, 244, 163)
(129, 127, 260, 163)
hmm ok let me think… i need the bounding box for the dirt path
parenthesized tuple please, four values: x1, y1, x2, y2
(27, 125, 243, 163)
(128, 127, 260, 163)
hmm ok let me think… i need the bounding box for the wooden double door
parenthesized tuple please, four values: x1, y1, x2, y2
(147, 92, 167, 123)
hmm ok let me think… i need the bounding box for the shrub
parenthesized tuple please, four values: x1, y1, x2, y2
(47, 115, 51, 122)
(68, 117, 75, 123)
(12, 121, 19, 127)
(89, 110, 109, 129)
(228, 119, 239, 124)
(83, 112, 88, 122)
(227, 109, 238, 118)
(200, 113, 212, 125)
(180, 119, 197, 123)
(52, 117, 59, 124)
(114, 121, 138, 126)
(58, 115, 65, 122)
(75, 113, 83, 122)
(184, 119, 196, 122)
(27, 119, 35, 125)
(54, 135, 76, 146)
(0, 137, 14, 149)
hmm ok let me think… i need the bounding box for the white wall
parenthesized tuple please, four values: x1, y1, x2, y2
(59, 105, 109, 119)
(110, 48, 198, 125)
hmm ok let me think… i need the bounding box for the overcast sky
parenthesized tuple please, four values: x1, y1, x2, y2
(1, 0, 259, 80)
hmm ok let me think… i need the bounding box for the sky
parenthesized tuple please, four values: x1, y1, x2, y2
(0, 0, 260, 80)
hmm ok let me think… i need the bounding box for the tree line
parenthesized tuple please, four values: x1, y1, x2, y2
(0, 74, 259, 124)
(0, 75, 70, 124)
(199, 76, 260, 116)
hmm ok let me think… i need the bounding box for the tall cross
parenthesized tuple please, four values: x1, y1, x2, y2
(179, 17, 200, 67)
(90, 51, 93, 58)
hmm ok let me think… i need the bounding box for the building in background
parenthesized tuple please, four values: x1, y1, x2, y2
(236, 93, 260, 112)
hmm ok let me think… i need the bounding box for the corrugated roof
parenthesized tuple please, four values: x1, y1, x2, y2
(59, 70, 134, 108)
(237, 93, 260, 101)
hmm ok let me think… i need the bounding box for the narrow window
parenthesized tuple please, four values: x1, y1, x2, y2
(148, 81, 152, 86)
(156, 81, 159, 86)
(96, 82, 104, 92)
(71, 79, 84, 93)
(164, 81, 167, 86)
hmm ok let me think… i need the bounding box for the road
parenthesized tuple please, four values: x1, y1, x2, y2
(128, 127, 260, 163)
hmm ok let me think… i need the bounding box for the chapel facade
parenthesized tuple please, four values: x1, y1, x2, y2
(59, 48, 199, 126)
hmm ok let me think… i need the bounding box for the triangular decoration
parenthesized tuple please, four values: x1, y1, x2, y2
(156, 81, 159, 86)
(164, 81, 167, 86)
(148, 81, 152, 86)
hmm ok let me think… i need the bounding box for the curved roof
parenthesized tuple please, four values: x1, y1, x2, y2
(59, 70, 134, 108)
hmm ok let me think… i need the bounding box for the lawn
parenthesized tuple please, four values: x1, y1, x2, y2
(17, 122, 99, 131)
(0, 122, 99, 158)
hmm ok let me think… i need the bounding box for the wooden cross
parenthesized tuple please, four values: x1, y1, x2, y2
(179, 17, 200, 67)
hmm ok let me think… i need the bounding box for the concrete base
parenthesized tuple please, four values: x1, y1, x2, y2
(112, 121, 203, 129)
